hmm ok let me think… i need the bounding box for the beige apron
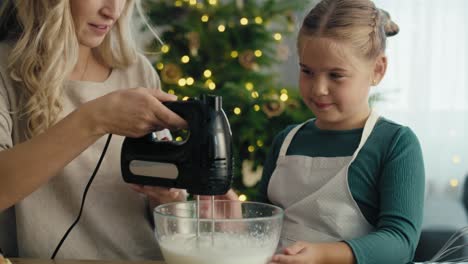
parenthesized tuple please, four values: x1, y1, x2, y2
(268, 111, 379, 247)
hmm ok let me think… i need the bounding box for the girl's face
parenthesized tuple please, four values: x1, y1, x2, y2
(298, 36, 386, 130)
(70, 0, 127, 48)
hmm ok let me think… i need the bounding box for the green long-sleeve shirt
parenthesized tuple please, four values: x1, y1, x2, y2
(257, 117, 425, 264)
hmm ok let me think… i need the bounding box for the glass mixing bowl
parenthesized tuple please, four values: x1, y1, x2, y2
(154, 200, 284, 264)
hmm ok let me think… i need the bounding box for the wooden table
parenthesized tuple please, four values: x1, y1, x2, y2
(10, 259, 165, 264)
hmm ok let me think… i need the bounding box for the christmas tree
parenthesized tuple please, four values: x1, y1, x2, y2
(143, 0, 313, 199)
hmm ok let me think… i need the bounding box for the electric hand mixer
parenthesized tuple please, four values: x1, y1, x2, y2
(120, 94, 233, 195)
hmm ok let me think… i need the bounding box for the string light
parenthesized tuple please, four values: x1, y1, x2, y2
(238, 194, 247, 202)
(182, 96, 190, 101)
(176, 136, 183, 141)
(256, 140, 264, 147)
(450, 179, 459, 188)
(189, 0, 197, 5)
(230, 51, 239, 58)
(186, 77, 195, 85)
(168, 89, 175, 95)
(248, 145, 255, 152)
(245, 82, 254, 91)
(251, 91, 259, 98)
(234, 107, 242, 115)
(175, 0, 183, 7)
(156, 63, 164, 70)
(240, 17, 249, 25)
(218, 24, 226, 32)
(208, 0, 217, 5)
(205, 79, 216, 90)
(203, 69, 212, 78)
(254, 50, 262, 57)
(201, 15, 209, 22)
(273, 33, 282, 41)
(280, 93, 289, 101)
(255, 16, 263, 24)
(253, 104, 260, 111)
(181, 55, 190, 63)
(178, 78, 187, 86)
(161, 45, 170, 53)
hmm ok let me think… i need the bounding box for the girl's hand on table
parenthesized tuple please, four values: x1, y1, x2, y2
(269, 241, 322, 264)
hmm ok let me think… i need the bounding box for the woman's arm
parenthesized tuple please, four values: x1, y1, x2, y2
(0, 107, 100, 210)
(0, 88, 186, 210)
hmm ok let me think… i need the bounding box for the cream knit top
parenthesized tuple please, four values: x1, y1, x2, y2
(0, 42, 163, 260)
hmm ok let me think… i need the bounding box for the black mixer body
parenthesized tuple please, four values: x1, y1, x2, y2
(121, 95, 233, 195)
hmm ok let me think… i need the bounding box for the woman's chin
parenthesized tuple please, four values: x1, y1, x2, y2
(78, 37, 106, 49)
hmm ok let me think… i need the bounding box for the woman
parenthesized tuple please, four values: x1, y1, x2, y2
(0, 0, 186, 260)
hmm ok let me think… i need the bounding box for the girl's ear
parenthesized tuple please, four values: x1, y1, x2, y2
(372, 54, 387, 86)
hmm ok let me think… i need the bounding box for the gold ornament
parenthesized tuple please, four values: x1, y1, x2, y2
(186, 31, 200, 56)
(242, 160, 263, 187)
(238, 50, 259, 70)
(161, 63, 183, 84)
(262, 94, 285, 118)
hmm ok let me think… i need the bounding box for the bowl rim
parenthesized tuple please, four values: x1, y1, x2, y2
(153, 200, 284, 222)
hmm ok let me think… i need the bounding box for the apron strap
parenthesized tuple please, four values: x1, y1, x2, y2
(350, 109, 380, 162)
(278, 120, 311, 157)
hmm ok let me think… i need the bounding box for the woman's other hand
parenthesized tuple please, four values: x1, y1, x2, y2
(129, 184, 187, 208)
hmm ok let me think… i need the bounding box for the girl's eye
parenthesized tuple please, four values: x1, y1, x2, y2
(301, 68, 311, 75)
(330, 72, 344, 79)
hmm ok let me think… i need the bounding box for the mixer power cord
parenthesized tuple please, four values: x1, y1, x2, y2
(50, 134, 113, 259)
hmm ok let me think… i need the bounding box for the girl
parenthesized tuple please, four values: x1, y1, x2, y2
(260, 0, 425, 263)
(0, 0, 187, 260)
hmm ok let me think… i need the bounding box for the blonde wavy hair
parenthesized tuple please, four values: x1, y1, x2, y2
(299, 0, 400, 60)
(0, 0, 146, 137)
